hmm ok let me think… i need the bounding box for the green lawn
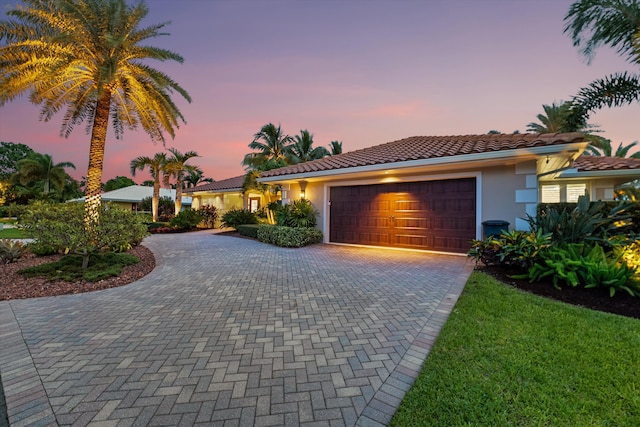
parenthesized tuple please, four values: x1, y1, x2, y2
(0, 228, 30, 239)
(391, 272, 640, 427)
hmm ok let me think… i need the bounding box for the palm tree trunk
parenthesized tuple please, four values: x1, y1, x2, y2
(175, 179, 183, 215)
(152, 178, 160, 222)
(85, 92, 110, 228)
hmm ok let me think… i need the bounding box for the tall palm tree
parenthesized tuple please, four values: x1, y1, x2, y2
(242, 123, 293, 171)
(15, 152, 75, 195)
(585, 139, 640, 158)
(564, 0, 640, 128)
(286, 130, 330, 164)
(526, 102, 578, 133)
(0, 0, 190, 227)
(130, 152, 167, 222)
(164, 148, 199, 215)
(328, 140, 343, 155)
(184, 168, 214, 188)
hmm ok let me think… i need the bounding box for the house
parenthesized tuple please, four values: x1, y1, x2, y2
(258, 133, 640, 254)
(184, 175, 266, 214)
(71, 185, 192, 212)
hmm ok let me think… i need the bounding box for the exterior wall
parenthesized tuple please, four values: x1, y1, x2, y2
(191, 192, 244, 214)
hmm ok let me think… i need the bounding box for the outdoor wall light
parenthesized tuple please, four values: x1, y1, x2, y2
(299, 180, 308, 199)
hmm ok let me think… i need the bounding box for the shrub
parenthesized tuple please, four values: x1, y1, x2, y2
(221, 208, 258, 229)
(468, 229, 551, 269)
(274, 199, 318, 228)
(169, 208, 203, 229)
(20, 201, 148, 268)
(198, 205, 218, 228)
(0, 239, 27, 264)
(236, 224, 260, 238)
(19, 252, 139, 282)
(140, 196, 174, 221)
(519, 244, 639, 297)
(146, 221, 169, 231)
(257, 225, 323, 247)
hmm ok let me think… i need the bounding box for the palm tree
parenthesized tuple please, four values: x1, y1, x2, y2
(563, 0, 640, 128)
(526, 102, 578, 133)
(130, 152, 167, 222)
(585, 139, 640, 158)
(243, 123, 293, 171)
(0, 0, 190, 227)
(287, 130, 330, 164)
(164, 148, 199, 215)
(14, 152, 75, 195)
(184, 168, 214, 188)
(329, 140, 343, 155)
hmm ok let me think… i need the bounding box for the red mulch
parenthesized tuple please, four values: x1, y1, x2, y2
(0, 245, 155, 301)
(479, 265, 640, 319)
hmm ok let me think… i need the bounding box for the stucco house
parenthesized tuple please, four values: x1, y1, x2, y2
(257, 133, 640, 254)
(185, 175, 266, 214)
(71, 185, 192, 212)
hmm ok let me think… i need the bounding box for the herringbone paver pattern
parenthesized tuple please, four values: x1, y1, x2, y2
(1, 232, 473, 426)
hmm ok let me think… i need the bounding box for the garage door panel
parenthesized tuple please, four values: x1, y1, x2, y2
(330, 178, 476, 253)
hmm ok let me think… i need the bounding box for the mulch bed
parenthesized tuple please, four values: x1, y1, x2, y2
(480, 265, 640, 319)
(0, 245, 155, 301)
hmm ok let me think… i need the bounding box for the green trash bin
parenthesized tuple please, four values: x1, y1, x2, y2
(482, 220, 509, 239)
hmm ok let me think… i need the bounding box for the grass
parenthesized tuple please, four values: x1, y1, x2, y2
(391, 272, 640, 426)
(0, 228, 30, 239)
(19, 252, 139, 282)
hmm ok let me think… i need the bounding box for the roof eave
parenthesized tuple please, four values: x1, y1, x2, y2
(556, 169, 640, 179)
(258, 143, 587, 183)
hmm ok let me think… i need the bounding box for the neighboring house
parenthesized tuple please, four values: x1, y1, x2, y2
(184, 175, 265, 214)
(71, 185, 192, 212)
(258, 133, 640, 254)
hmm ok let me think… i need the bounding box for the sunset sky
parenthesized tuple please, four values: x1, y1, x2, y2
(1, 0, 639, 184)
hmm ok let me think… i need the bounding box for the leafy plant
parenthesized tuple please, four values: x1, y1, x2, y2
(274, 199, 318, 228)
(521, 244, 639, 297)
(0, 238, 27, 263)
(169, 208, 203, 229)
(221, 208, 258, 229)
(468, 229, 551, 269)
(140, 196, 174, 222)
(236, 224, 260, 238)
(197, 205, 218, 228)
(19, 252, 139, 282)
(257, 225, 323, 247)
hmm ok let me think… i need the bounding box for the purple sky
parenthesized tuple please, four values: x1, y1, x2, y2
(1, 0, 639, 183)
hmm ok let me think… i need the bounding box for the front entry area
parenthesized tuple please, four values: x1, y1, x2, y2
(329, 178, 476, 253)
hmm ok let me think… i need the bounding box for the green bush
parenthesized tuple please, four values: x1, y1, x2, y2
(146, 221, 169, 231)
(257, 225, 323, 247)
(198, 205, 218, 228)
(274, 199, 318, 228)
(140, 196, 174, 221)
(236, 224, 260, 238)
(20, 201, 148, 267)
(19, 252, 139, 282)
(468, 229, 552, 269)
(519, 244, 639, 297)
(169, 208, 203, 229)
(221, 208, 258, 229)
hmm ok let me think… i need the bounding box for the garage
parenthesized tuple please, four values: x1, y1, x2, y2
(329, 178, 476, 253)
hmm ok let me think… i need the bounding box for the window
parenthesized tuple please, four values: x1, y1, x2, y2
(541, 185, 560, 203)
(567, 184, 586, 202)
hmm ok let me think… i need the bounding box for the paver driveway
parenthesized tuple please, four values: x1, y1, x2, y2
(1, 231, 474, 427)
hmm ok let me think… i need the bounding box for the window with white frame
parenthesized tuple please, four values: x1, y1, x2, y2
(541, 185, 560, 203)
(566, 183, 587, 202)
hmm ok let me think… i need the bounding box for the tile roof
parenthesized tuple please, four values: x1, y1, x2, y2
(184, 175, 245, 194)
(260, 133, 585, 178)
(71, 185, 191, 203)
(573, 155, 640, 172)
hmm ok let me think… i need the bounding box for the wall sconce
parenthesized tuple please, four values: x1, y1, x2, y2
(298, 180, 308, 199)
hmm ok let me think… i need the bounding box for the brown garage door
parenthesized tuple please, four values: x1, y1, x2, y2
(329, 178, 476, 253)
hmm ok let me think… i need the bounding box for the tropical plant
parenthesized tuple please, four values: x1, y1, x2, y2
(169, 208, 202, 229)
(14, 152, 75, 195)
(197, 205, 218, 228)
(220, 208, 259, 229)
(131, 153, 167, 222)
(242, 123, 293, 170)
(0, 238, 27, 264)
(286, 130, 329, 164)
(242, 170, 279, 224)
(584, 139, 640, 158)
(274, 199, 319, 228)
(163, 148, 199, 215)
(564, 0, 640, 129)
(329, 140, 343, 155)
(526, 101, 581, 133)
(0, 0, 191, 228)
(183, 167, 214, 188)
(103, 176, 136, 192)
(467, 229, 552, 269)
(140, 195, 174, 221)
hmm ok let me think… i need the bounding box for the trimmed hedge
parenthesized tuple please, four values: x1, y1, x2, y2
(257, 225, 323, 248)
(237, 224, 260, 238)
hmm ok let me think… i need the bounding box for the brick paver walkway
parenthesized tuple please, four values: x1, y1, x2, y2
(1, 232, 474, 426)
